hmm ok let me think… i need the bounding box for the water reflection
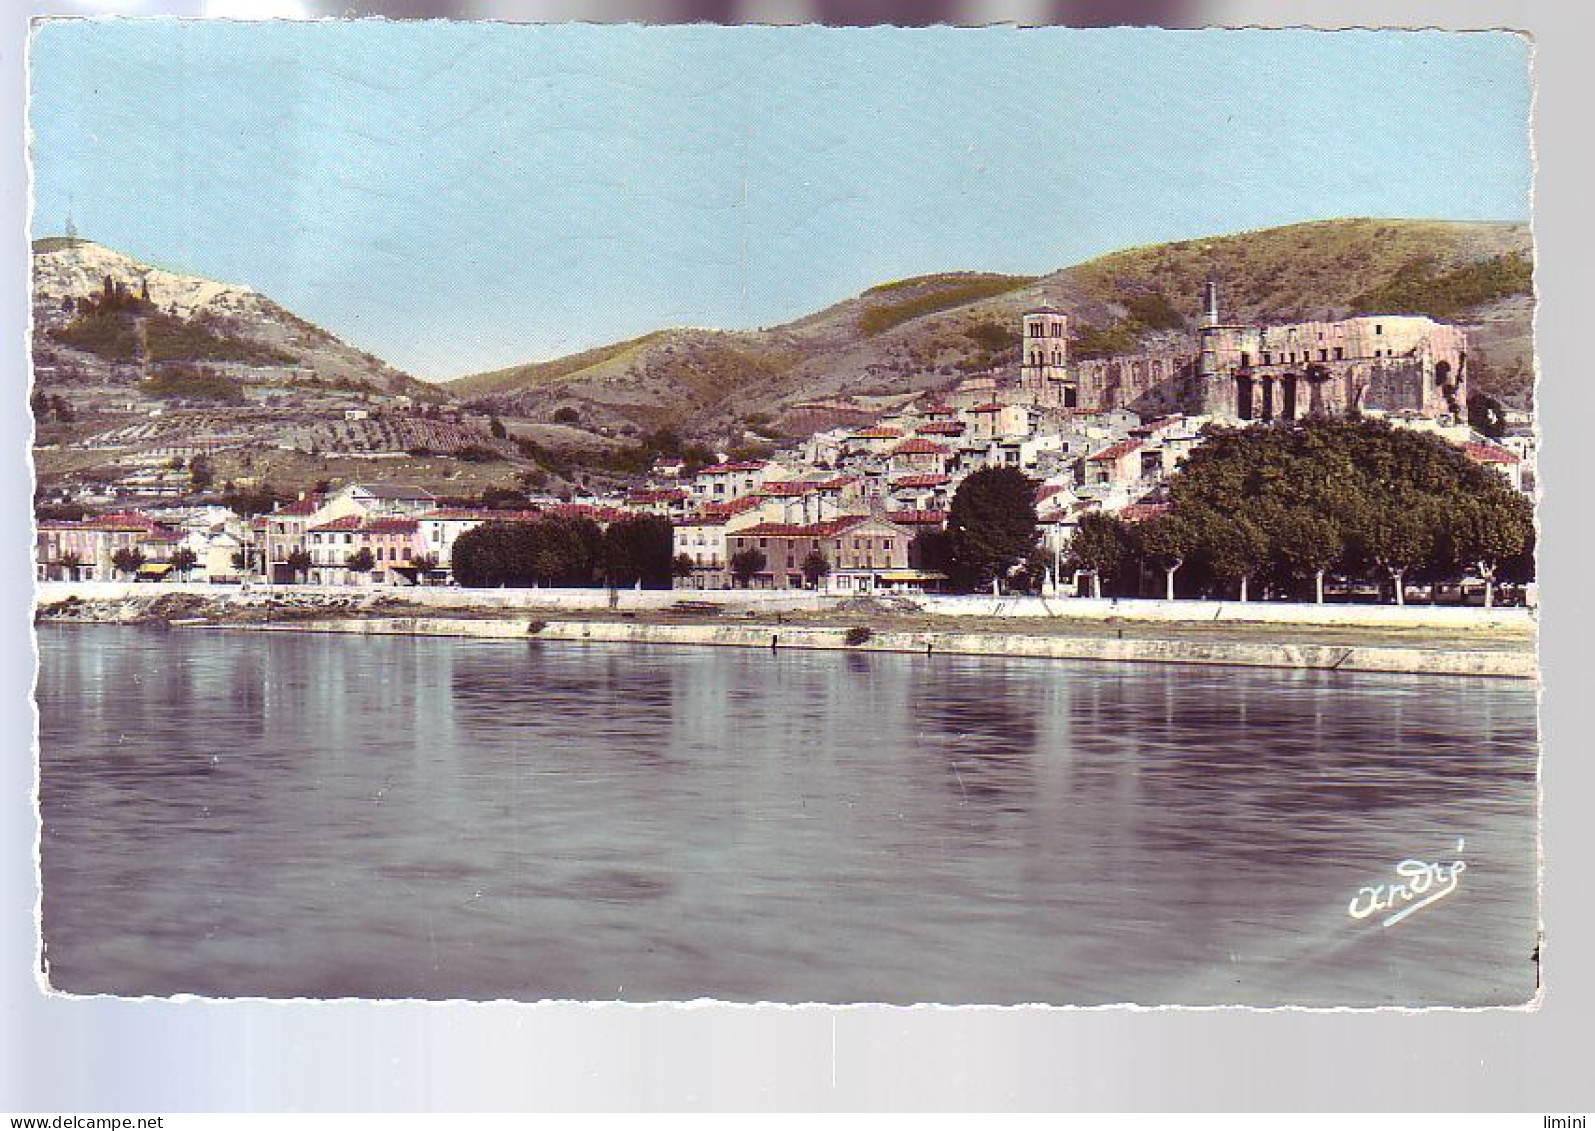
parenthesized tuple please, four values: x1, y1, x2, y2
(36, 626, 1539, 1005)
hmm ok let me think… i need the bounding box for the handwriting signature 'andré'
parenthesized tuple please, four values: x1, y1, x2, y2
(1348, 855, 1466, 928)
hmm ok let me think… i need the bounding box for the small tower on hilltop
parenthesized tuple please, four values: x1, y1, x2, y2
(1019, 306, 1075, 408)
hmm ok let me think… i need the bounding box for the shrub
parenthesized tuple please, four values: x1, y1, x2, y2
(844, 626, 873, 647)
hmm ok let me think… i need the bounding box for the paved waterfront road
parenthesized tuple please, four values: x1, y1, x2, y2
(36, 626, 1539, 1005)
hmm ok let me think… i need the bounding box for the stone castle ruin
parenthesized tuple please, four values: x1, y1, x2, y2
(1014, 282, 1468, 424)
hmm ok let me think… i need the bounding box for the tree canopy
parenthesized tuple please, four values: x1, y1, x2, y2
(946, 466, 1040, 591)
(1127, 418, 1534, 602)
(452, 516, 605, 588)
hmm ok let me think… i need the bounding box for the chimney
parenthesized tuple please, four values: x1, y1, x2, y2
(1203, 281, 1220, 327)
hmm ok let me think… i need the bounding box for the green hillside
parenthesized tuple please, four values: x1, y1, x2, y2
(446, 217, 1535, 437)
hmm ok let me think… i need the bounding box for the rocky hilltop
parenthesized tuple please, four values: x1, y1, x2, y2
(31, 237, 432, 397)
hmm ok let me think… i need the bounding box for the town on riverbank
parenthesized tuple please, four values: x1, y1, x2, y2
(33, 287, 1538, 627)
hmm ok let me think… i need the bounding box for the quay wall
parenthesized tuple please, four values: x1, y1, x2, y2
(33, 581, 1537, 633)
(209, 616, 1538, 680)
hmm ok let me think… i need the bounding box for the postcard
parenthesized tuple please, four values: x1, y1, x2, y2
(27, 20, 1538, 1010)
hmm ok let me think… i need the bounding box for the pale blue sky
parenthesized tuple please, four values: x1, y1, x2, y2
(29, 22, 1532, 381)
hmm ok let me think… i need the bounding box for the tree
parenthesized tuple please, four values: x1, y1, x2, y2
(730, 547, 767, 589)
(1359, 495, 1439, 605)
(284, 548, 312, 583)
(801, 550, 831, 589)
(1449, 493, 1534, 607)
(188, 454, 215, 493)
(1134, 512, 1197, 600)
(110, 547, 146, 580)
(1194, 510, 1269, 602)
(946, 466, 1040, 592)
(451, 517, 604, 588)
(1467, 393, 1509, 440)
(58, 550, 81, 580)
(346, 548, 376, 576)
(488, 415, 508, 440)
(601, 515, 675, 588)
(170, 547, 199, 580)
(672, 553, 696, 584)
(1066, 512, 1131, 598)
(1263, 507, 1344, 604)
(553, 406, 581, 425)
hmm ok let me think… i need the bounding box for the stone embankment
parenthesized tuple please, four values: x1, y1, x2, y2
(34, 584, 1537, 679)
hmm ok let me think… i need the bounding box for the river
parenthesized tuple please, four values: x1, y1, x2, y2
(35, 625, 1540, 1006)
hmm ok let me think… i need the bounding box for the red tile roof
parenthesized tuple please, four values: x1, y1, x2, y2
(891, 474, 951, 489)
(756, 480, 820, 497)
(850, 427, 903, 440)
(362, 518, 420, 534)
(1463, 441, 1521, 465)
(886, 509, 948, 525)
(276, 497, 322, 516)
(698, 461, 768, 474)
(968, 403, 1004, 413)
(310, 515, 366, 532)
(732, 515, 883, 539)
(914, 421, 966, 435)
(1088, 439, 1143, 462)
(681, 496, 764, 526)
(891, 439, 951, 456)
(1036, 484, 1070, 502)
(626, 488, 688, 504)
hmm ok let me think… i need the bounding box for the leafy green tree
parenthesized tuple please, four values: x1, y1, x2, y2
(188, 455, 215, 493)
(1467, 393, 1508, 440)
(58, 550, 81, 579)
(110, 547, 146, 579)
(488, 415, 508, 439)
(284, 548, 312, 583)
(1449, 493, 1534, 607)
(451, 517, 604, 588)
(1195, 510, 1270, 601)
(730, 547, 767, 589)
(601, 515, 675, 588)
(1262, 507, 1344, 604)
(346, 548, 376, 575)
(1134, 512, 1198, 600)
(170, 547, 199, 580)
(672, 553, 696, 583)
(1066, 512, 1131, 598)
(1359, 495, 1439, 606)
(946, 466, 1039, 592)
(801, 550, 831, 589)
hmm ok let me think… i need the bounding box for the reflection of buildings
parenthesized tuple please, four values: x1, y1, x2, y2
(1018, 282, 1469, 425)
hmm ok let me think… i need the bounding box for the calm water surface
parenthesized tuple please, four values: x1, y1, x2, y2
(36, 625, 1539, 1005)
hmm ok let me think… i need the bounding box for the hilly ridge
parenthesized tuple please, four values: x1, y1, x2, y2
(31, 238, 436, 399)
(448, 218, 1535, 437)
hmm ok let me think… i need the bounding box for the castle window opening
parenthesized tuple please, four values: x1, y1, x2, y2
(1334, 347, 1344, 360)
(1376, 324, 1383, 335)
(1320, 349, 1328, 361)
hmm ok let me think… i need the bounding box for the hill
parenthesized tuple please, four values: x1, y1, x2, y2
(447, 218, 1535, 438)
(29, 239, 536, 503)
(30, 238, 436, 398)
